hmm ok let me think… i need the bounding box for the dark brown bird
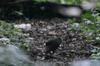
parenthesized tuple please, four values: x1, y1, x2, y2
(45, 38, 62, 54)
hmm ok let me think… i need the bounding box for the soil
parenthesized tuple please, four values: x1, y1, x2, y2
(14, 17, 94, 62)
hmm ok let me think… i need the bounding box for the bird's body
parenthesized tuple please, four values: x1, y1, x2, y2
(45, 38, 62, 54)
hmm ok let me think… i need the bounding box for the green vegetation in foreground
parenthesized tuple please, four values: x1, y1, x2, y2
(0, 20, 30, 50)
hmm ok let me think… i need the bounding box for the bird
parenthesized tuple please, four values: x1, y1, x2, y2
(45, 38, 62, 54)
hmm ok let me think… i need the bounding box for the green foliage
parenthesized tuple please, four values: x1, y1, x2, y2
(82, 11, 94, 21)
(0, 20, 22, 37)
(33, 0, 81, 4)
(0, 20, 30, 50)
(69, 11, 100, 59)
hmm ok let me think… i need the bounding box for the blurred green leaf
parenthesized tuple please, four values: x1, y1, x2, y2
(82, 11, 94, 20)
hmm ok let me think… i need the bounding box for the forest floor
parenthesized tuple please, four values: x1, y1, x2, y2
(13, 17, 94, 62)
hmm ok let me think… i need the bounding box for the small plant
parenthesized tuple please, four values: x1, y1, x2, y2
(0, 20, 30, 50)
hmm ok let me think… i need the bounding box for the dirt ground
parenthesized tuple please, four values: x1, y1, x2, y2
(14, 17, 94, 62)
